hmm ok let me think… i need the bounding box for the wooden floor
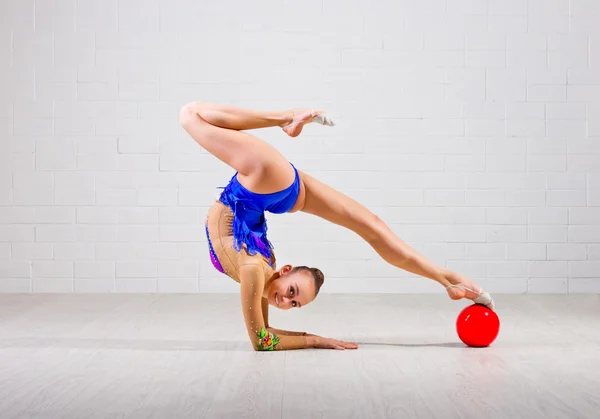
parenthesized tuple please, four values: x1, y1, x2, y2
(0, 293, 599, 419)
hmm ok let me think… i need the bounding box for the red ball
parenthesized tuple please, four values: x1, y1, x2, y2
(456, 304, 500, 347)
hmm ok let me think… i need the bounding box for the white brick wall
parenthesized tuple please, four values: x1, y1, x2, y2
(0, 0, 599, 294)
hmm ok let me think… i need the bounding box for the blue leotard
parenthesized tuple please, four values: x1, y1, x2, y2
(217, 163, 300, 265)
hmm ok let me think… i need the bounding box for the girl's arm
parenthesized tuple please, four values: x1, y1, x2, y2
(239, 264, 309, 351)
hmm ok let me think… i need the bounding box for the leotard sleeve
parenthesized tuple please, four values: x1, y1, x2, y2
(239, 263, 308, 351)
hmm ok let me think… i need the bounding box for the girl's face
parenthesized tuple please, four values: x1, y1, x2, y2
(265, 265, 317, 310)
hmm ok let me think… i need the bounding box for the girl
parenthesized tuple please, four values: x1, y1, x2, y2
(180, 102, 494, 351)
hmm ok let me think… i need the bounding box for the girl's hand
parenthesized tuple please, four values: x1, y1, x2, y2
(307, 335, 358, 350)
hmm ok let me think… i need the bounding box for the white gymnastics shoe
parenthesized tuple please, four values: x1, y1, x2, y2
(312, 111, 335, 126)
(446, 285, 495, 311)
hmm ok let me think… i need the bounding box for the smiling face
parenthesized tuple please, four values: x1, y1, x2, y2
(264, 265, 322, 310)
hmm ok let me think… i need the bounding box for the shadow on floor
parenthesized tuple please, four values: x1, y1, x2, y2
(356, 341, 466, 349)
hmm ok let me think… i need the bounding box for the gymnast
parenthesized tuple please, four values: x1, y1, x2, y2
(180, 102, 495, 351)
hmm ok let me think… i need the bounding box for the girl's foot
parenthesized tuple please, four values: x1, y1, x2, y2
(281, 109, 334, 138)
(443, 270, 495, 310)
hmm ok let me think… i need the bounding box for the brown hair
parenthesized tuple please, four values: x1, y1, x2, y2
(290, 266, 325, 296)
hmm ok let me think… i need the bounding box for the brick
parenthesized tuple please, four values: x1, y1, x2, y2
(116, 262, 157, 278)
(465, 190, 505, 206)
(11, 243, 52, 260)
(95, 244, 136, 261)
(529, 261, 568, 278)
(74, 262, 115, 279)
(74, 279, 115, 293)
(157, 261, 199, 278)
(13, 188, 54, 205)
(466, 51, 505, 67)
(35, 207, 76, 224)
(115, 279, 157, 293)
(465, 120, 505, 137)
(76, 153, 118, 171)
(117, 226, 159, 243)
(567, 155, 600, 171)
(55, 188, 95, 205)
(134, 243, 179, 260)
(138, 189, 178, 206)
(547, 190, 586, 207)
(159, 208, 201, 224)
(547, 244, 587, 260)
(158, 279, 198, 293)
(54, 244, 95, 261)
(506, 120, 545, 137)
(423, 190, 464, 206)
(35, 226, 76, 243)
(487, 208, 527, 224)
(465, 244, 506, 260)
(0, 207, 35, 224)
(489, 138, 530, 156)
(528, 85, 566, 102)
(160, 225, 204, 242)
(528, 278, 567, 293)
(507, 103, 545, 120)
(0, 261, 31, 278)
(77, 207, 119, 224)
(547, 173, 586, 190)
(32, 261, 73, 278)
(569, 226, 600, 243)
(54, 118, 95, 136)
(76, 137, 118, 153)
(568, 261, 600, 277)
(527, 68, 567, 85)
(528, 226, 568, 243)
(486, 154, 527, 172)
(546, 103, 586, 120)
(570, 208, 600, 225)
(546, 120, 586, 137)
(32, 279, 73, 293)
(507, 244, 546, 260)
(487, 226, 527, 242)
(96, 189, 137, 206)
(117, 136, 159, 154)
(76, 226, 118, 243)
(527, 155, 566, 172)
(118, 155, 159, 171)
(528, 208, 568, 225)
(487, 261, 529, 278)
(527, 139, 566, 154)
(506, 190, 546, 207)
(445, 154, 486, 171)
(118, 208, 159, 224)
(568, 279, 600, 293)
(568, 140, 600, 154)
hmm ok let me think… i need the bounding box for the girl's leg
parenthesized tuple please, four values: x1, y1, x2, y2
(184, 102, 324, 136)
(180, 102, 322, 191)
(299, 171, 494, 309)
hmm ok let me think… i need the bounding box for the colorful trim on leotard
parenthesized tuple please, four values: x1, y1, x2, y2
(205, 223, 225, 274)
